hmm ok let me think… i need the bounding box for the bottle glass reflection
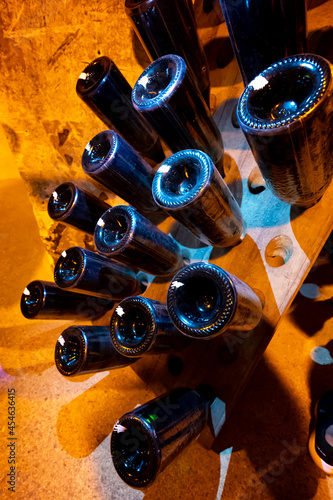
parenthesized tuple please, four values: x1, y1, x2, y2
(94, 205, 185, 276)
(152, 149, 245, 246)
(54, 246, 147, 299)
(55, 326, 136, 376)
(111, 387, 211, 488)
(82, 130, 161, 215)
(47, 182, 110, 235)
(237, 54, 333, 207)
(20, 280, 114, 320)
(167, 262, 263, 339)
(125, 0, 210, 104)
(132, 54, 224, 175)
(76, 56, 164, 163)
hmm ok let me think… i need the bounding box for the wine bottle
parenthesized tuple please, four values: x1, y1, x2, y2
(167, 262, 262, 339)
(219, 0, 307, 86)
(152, 149, 245, 247)
(94, 205, 185, 276)
(76, 56, 164, 163)
(81, 130, 162, 214)
(54, 246, 147, 299)
(125, 0, 210, 104)
(47, 182, 110, 235)
(237, 54, 333, 207)
(110, 296, 187, 357)
(132, 54, 225, 175)
(20, 280, 114, 320)
(55, 326, 136, 377)
(111, 387, 212, 488)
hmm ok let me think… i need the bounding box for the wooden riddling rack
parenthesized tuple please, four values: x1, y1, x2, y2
(121, 1, 333, 447)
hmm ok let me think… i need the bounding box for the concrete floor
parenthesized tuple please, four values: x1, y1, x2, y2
(0, 123, 333, 499)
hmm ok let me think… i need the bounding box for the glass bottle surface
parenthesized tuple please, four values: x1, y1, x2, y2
(55, 325, 136, 377)
(47, 182, 110, 235)
(167, 262, 263, 339)
(54, 246, 147, 299)
(132, 54, 224, 175)
(94, 205, 185, 276)
(237, 54, 333, 207)
(111, 387, 211, 488)
(82, 130, 161, 215)
(125, 0, 210, 104)
(20, 280, 114, 320)
(110, 296, 187, 357)
(219, 0, 307, 86)
(152, 149, 245, 247)
(76, 56, 164, 163)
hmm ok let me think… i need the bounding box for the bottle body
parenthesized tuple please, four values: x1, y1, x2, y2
(47, 182, 110, 235)
(167, 263, 262, 339)
(111, 388, 209, 488)
(152, 149, 245, 247)
(110, 296, 187, 357)
(237, 54, 333, 207)
(55, 326, 136, 376)
(81, 130, 161, 214)
(20, 280, 114, 320)
(54, 247, 147, 299)
(94, 205, 185, 276)
(76, 56, 164, 163)
(125, 0, 210, 104)
(219, 0, 307, 86)
(132, 54, 224, 175)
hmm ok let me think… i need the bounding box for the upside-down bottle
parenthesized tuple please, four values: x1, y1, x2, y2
(20, 281, 114, 320)
(54, 247, 147, 299)
(76, 56, 164, 163)
(94, 205, 185, 276)
(110, 296, 188, 357)
(125, 0, 210, 104)
(111, 386, 214, 488)
(132, 54, 224, 175)
(167, 262, 262, 339)
(47, 182, 110, 235)
(237, 54, 333, 207)
(152, 149, 245, 247)
(55, 326, 136, 377)
(81, 130, 162, 215)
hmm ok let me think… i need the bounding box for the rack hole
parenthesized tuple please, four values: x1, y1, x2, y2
(248, 167, 266, 194)
(265, 235, 293, 267)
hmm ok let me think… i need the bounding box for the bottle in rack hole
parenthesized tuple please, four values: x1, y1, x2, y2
(81, 130, 162, 216)
(152, 149, 245, 247)
(55, 326, 136, 377)
(237, 54, 333, 207)
(125, 0, 210, 104)
(20, 281, 114, 320)
(94, 205, 185, 276)
(167, 262, 263, 339)
(132, 54, 225, 176)
(111, 386, 213, 488)
(47, 182, 110, 235)
(76, 56, 164, 163)
(54, 247, 147, 299)
(110, 296, 188, 357)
